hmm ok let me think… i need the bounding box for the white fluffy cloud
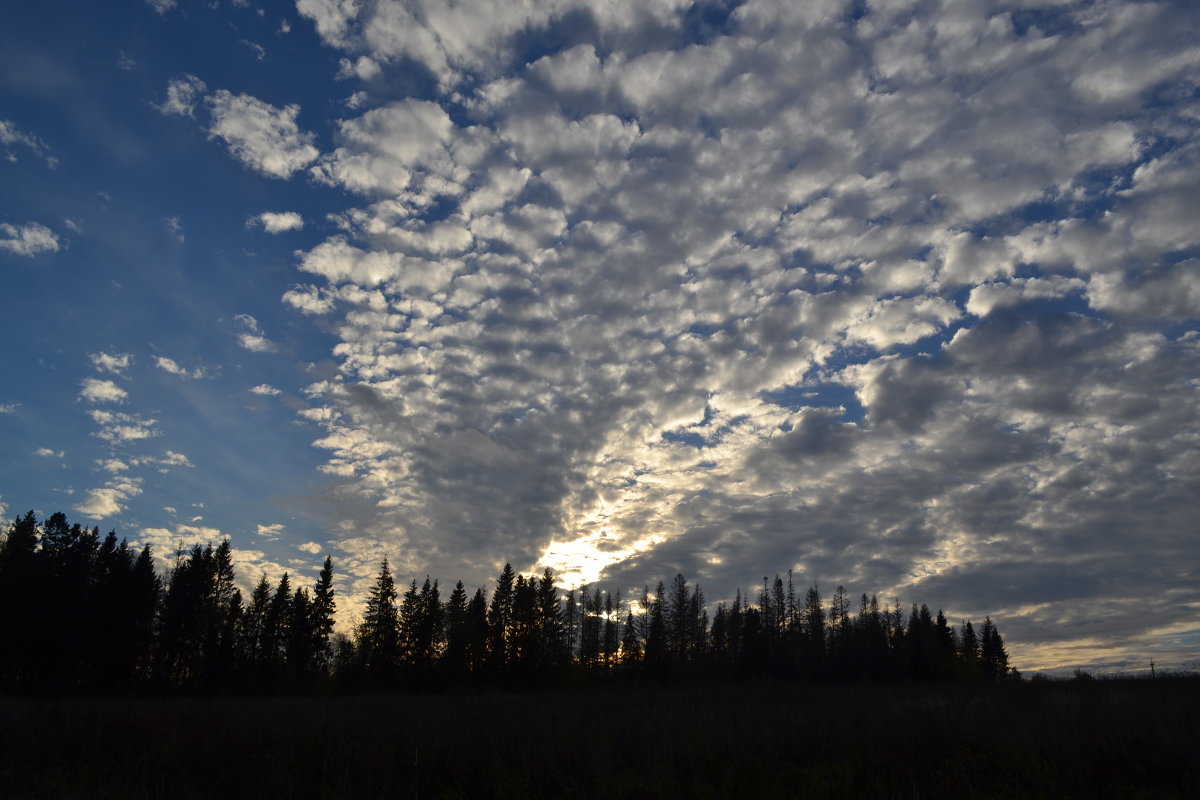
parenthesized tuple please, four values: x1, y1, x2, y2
(234, 313, 276, 352)
(155, 356, 206, 379)
(79, 378, 127, 404)
(250, 383, 282, 396)
(76, 477, 144, 519)
(90, 352, 132, 374)
(159, 75, 207, 117)
(207, 90, 319, 179)
(249, 211, 304, 233)
(0, 222, 60, 256)
(89, 410, 160, 443)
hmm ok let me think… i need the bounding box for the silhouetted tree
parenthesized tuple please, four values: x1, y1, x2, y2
(442, 580, 471, 680)
(959, 619, 981, 679)
(311, 555, 336, 671)
(356, 558, 400, 682)
(535, 568, 564, 672)
(980, 616, 1010, 679)
(487, 563, 515, 673)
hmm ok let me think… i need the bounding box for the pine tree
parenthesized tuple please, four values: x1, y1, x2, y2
(959, 619, 981, 678)
(311, 555, 336, 672)
(0, 512, 42, 687)
(486, 563, 516, 672)
(535, 568, 563, 670)
(979, 617, 1009, 679)
(644, 581, 668, 675)
(802, 585, 825, 677)
(602, 591, 619, 668)
(442, 580, 470, 679)
(620, 607, 641, 666)
(667, 574, 691, 661)
(466, 587, 488, 674)
(356, 558, 400, 681)
(261, 572, 292, 672)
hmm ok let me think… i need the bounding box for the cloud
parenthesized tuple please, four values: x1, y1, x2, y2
(0, 222, 60, 256)
(250, 383, 282, 396)
(90, 352, 132, 374)
(163, 216, 184, 242)
(0, 403, 19, 414)
(0, 119, 56, 167)
(34, 447, 65, 458)
(240, 40, 267, 61)
(234, 313, 276, 352)
(248, 211, 304, 233)
(155, 356, 206, 379)
(297, 541, 324, 555)
(159, 75, 207, 117)
(156, 450, 193, 468)
(262, 0, 1200, 671)
(79, 378, 128, 404)
(89, 410, 160, 443)
(256, 523, 286, 539)
(144, 0, 176, 15)
(206, 90, 319, 179)
(76, 477, 144, 519)
(136, 524, 295, 596)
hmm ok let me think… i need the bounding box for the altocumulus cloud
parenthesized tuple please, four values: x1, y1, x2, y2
(257, 0, 1200, 672)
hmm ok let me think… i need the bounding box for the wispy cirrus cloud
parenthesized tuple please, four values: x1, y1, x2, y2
(0, 119, 56, 167)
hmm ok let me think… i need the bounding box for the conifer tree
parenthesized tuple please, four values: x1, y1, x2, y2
(356, 558, 400, 680)
(535, 568, 563, 670)
(979, 616, 1009, 679)
(442, 580, 470, 678)
(667, 574, 691, 661)
(620, 607, 641, 665)
(959, 619, 981, 678)
(466, 587, 488, 674)
(311, 555, 336, 671)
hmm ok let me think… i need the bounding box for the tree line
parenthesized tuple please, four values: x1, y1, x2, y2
(0, 510, 1013, 694)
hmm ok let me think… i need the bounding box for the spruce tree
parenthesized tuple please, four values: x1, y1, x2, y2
(486, 562, 516, 671)
(311, 556, 336, 671)
(356, 558, 400, 681)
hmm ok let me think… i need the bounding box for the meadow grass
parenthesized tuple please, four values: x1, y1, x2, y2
(1, 677, 1196, 798)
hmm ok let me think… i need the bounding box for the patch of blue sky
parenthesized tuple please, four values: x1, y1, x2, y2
(760, 382, 865, 424)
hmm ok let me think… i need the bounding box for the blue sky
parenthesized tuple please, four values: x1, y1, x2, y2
(2, 0, 1199, 674)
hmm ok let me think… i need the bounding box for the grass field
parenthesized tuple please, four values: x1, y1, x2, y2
(1, 678, 1196, 798)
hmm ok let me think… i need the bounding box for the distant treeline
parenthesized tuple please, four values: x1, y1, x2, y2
(0, 510, 1013, 693)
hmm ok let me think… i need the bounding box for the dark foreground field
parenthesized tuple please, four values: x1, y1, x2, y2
(2, 678, 1197, 799)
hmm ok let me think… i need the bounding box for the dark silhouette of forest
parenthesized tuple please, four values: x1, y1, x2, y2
(1, 509, 1013, 694)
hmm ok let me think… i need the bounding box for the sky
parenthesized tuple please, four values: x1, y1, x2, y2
(2, 0, 1198, 675)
